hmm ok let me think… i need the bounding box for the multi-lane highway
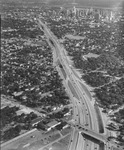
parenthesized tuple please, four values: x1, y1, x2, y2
(37, 18, 124, 150)
(38, 19, 96, 149)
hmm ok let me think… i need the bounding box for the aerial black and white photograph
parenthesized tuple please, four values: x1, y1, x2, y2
(1, 0, 124, 150)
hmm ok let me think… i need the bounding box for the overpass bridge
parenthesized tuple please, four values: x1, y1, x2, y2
(68, 123, 124, 150)
(79, 126, 124, 150)
(69, 123, 107, 143)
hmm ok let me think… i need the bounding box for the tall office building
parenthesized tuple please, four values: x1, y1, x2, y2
(117, 1, 124, 56)
(94, 9, 100, 23)
(73, 6, 77, 15)
(79, 9, 86, 18)
(110, 11, 114, 21)
(120, 2, 124, 24)
(67, 9, 73, 18)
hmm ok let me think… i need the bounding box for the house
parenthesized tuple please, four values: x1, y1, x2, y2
(47, 120, 61, 131)
(31, 117, 43, 126)
(63, 124, 69, 129)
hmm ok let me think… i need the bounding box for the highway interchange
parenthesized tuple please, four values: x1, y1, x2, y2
(37, 18, 124, 150)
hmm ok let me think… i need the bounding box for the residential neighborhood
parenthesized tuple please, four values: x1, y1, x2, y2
(1, 1, 124, 150)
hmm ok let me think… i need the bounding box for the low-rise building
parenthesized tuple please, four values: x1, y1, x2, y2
(31, 117, 43, 126)
(47, 120, 61, 131)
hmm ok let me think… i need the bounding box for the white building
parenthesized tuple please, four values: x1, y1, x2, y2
(47, 120, 61, 131)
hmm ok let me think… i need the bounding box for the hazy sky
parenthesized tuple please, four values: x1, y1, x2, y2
(47, 0, 124, 8)
(2, 0, 124, 8)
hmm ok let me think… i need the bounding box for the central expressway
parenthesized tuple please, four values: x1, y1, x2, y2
(37, 18, 124, 150)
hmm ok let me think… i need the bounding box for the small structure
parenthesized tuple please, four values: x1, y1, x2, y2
(31, 117, 43, 126)
(47, 120, 61, 131)
(62, 124, 69, 129)
(16, 108, 33, 115)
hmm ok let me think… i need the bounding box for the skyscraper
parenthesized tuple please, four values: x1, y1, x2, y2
(73, 6, 76, 15)
(94, 9, 99, 23)
(120, 1, 124, 24)
(117, 1, 124, 59)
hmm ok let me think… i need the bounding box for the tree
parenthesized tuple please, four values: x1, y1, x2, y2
(37, 122, 46, 130)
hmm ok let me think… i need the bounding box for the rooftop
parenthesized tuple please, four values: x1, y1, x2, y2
(31, 117, 43, 125)
(47, 120, 60, 127)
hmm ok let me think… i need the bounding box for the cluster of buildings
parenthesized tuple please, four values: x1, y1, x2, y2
(49, 5, 123, 24)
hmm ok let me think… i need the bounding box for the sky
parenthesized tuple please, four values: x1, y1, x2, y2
(47, 0, 124, 8)
(1, 0, 124, 8)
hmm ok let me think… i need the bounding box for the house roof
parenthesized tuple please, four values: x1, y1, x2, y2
(31, 117, 43, 125)
(47, 120, 59, 127)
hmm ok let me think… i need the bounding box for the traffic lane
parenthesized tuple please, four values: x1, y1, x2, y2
(76, 132, 85, 150)
(74, 99, 88, 127)
(57, 64, 79, 123)
(73, 101, 80, 124)
(56, 66, 80, 125)
(67, 78, 88, 123)
(79, 81, 92, 101)
(57, 45, 92, 128)
(68, 82, 90, 128)
(56, 65, 80, 125)
(83, 139, 94, 150)
(78, 102, 89, 127)
(76, 79, 98, 130)
(68, 80, 80, 100)
(71, 78, 93, 129)
(68, 128, 76, 150)
(94, 143, 99, 150)
(67, 98, 87, 150)
(69, 130, 79, 150)
(70, 101, 90, 150)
